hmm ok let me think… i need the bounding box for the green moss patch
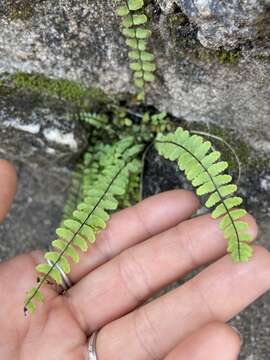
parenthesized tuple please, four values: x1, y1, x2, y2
(10, 72, 110, 111)
(1, 0, 43, 21)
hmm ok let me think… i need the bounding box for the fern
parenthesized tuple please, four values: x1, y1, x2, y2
(155, 128, 252, 263)
(80, 112, 109, 129)
(24, 137, 143, 314)
(115, 0, 156, 100)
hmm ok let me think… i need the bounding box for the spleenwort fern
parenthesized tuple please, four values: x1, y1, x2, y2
(24, 137, 143, 314)
(114, 0, 156, 100)
(24, 126, 252, 314)
(155, 128, 252, 262)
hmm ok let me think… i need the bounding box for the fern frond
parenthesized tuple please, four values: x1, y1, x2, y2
(155, 128, 252, 263)
(24, 138, 143, 314)
(80, 112, 109, 129)
(115, 0, 156, 99)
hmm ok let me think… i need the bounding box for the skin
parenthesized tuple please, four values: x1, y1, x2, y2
(0, 159, 269, 360)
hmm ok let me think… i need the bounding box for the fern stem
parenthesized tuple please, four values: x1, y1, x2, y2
(155, 140, 241, 260)
(24, 160, 131, 311)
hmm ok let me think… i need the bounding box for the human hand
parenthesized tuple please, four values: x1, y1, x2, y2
(0, 159, 269, 360)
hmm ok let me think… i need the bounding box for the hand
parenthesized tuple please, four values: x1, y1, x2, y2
(0, 159, 269, 360)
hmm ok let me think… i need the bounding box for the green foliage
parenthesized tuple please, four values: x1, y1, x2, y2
(24, 137, 143, 314)
(80, 110, 176, 143)
(155, 128, 252, 262)
(24, 120, 253, 315)
(114, 0, 156, 100)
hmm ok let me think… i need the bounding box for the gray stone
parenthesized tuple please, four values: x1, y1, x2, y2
(0, 0, 269, 152)
(0, 86, 88, 166)
(159, 0, 270, 49)
(0, 84, 88, 259)
(0, 161, 70, 261)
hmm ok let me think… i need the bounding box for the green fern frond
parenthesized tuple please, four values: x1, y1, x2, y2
(155, 128, 252, 263)
(24, 137, 143, 315)
(115, 0, 156, 99)
(80, 112, 109, 129)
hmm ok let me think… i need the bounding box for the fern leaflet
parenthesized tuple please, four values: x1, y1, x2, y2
(155, 128, 252, 262)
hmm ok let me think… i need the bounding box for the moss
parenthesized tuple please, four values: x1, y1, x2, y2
(10, 72, 110, 111)
(216, 49, 242, 64)
(168, 13, 190, 28)
(2, 0, 42, 21)
(9, 5, 34, 21)
(0, 82, 12, 97)
(192, 47, 242, 65)
(253, 54, 270, 63)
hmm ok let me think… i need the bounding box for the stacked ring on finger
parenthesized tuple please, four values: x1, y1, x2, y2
(46, 258, 99, 359)
(46, 258, 73, 291)
(88, 331, 98, 360)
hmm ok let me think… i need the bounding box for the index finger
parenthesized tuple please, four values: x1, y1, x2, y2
(53, 189, 200, 283)
(0, 160, 17, 222)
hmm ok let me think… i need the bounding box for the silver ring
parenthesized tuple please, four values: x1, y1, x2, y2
(46, 259, 72, 290)
(88, 331, 98, 360)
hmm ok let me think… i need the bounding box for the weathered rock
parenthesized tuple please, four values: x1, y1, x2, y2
(174, 0, 270, 49)
(0, 0, 269, 152)
(0, 86, 88, 165)
(0, 84, 88, 260)
(0, 161, 70, 260)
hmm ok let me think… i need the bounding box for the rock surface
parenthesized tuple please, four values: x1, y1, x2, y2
(0, 85, 88, 259)
(0, 1, 269, 359)
(172, 0, 270, 49)
(0, 0, 269, 152)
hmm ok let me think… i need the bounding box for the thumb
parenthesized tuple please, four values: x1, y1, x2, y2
(0, 160, 17, 222)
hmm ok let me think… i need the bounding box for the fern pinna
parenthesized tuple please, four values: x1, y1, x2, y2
(24, 137, 143, 314)
(155, 128, 252, 262)
(115, 0, 156, 100)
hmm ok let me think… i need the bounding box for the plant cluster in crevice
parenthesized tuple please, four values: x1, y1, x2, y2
(24, 0, 252, 314)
